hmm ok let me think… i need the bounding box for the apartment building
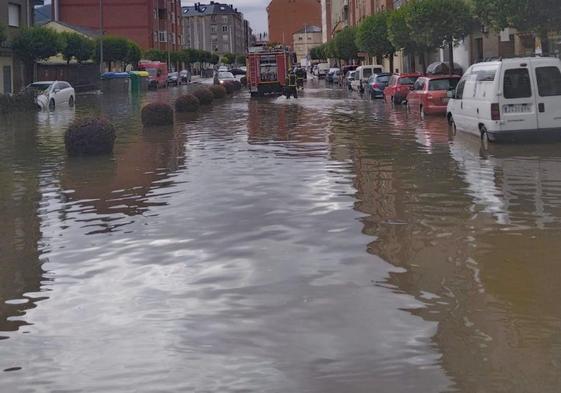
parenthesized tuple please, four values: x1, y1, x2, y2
(52, 0, 183, 51)
(0, 0, 42, 94)
(267, 0, 321, 48)
(182, 2, 249, 54)
(292, 24, 322, 63)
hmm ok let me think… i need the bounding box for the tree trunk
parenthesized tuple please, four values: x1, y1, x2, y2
(410, 52, 416, 72)
(539, 30, 550, 56)
(420, 52, 426, 74)
(389, 53, 394, 74)
(448, 42, 454, 76)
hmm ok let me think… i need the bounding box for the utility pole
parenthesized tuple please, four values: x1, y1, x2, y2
(99, 0, 104, 73)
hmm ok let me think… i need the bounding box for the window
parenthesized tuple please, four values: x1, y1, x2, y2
(413, 79, 424, 91)
(429, 78, 459, 91)
(159, 31, 167, 42)
(222, 34, 228, 41)
(473, 65, 498, 82)
(222, 25, 228, 32)
(222, 16, 228, 23)
(399, 77, 418, 85)
(8, 3, 20, 27)
(536, 66, 561, 97)
(503, 68, 532, 99)
(455, 79, 466, 99)
(211, 25, 217, 33)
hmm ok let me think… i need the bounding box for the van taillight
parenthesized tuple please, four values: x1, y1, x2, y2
(491, 103, 500, 121)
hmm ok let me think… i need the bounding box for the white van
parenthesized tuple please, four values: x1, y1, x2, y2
(316, 63, 330, 78)
(352, 65, 384, 91)
(447, 57, 561, 142)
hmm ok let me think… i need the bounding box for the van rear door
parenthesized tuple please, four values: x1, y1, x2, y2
(532, 58, 561, 132)
(500, 61, 538, 132)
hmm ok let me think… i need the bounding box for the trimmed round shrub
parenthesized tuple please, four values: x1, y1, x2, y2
(65, 117, 116, 156)
(222, 80, 235, 94)
(192, 87, 214, 105)
(209, 84, 227, 99)
(240, 76, 247, 86)
(175, 94, 200, 112)
(141, 102, 174, 126)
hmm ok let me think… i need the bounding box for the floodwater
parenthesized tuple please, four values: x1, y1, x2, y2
(1, 82, 560, 392)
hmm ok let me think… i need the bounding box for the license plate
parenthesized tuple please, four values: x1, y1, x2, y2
(504, 104, 532, 113)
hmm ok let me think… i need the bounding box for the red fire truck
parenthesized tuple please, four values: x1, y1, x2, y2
(246, 48, 292, 97)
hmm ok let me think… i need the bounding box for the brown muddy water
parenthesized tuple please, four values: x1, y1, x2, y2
(1, 83, 560, 392)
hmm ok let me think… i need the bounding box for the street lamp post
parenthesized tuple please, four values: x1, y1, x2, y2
(99, 0, 104, 73)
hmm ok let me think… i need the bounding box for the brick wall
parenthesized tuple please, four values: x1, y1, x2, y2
(267, 0, 321, 48)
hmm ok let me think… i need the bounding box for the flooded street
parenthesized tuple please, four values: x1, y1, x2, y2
(1, 83, 561, 392)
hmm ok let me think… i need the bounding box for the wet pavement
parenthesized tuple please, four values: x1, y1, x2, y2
(1, 82, 560, 392)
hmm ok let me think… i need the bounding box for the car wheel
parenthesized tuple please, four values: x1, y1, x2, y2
(69, 96, 75, 107)
(49, 99, 55, 111)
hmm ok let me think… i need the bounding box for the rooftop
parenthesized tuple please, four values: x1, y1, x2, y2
(182, 2, 241, 16)
(294, 25, 321, 34)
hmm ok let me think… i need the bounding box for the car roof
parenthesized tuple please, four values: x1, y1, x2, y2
(397, 73, 421, 78)
(423, 75, 461, 80)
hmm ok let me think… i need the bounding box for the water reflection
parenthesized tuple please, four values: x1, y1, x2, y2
(0, 114, 48, 335)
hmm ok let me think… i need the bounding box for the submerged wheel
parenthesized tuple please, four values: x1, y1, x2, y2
(69, 96, 75, 107)
(449, 115, 457, 135)
(49, 99, 55, 111)
(420, 105, 425, 119)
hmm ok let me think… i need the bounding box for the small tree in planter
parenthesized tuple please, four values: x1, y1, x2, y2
(65, 117, 117, 156)
(192, 87, 214, 105)
(141, 102, 174, 126)
(209, 85, 227, 99)
(175, 94, 200, 112)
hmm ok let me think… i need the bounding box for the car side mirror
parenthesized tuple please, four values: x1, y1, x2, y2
(447, 90, 454, 98)
(54, 88, 60, 94)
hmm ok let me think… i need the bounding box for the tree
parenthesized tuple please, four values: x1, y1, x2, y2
(473, 0, 561, 54)
(11, 26, 64, 83)
(236, 54, 246, 65)
(61, 32, 94, 64)
(356, 12, 395, 72)
(125, 41, 141, 68)
(406, 0, 474, 74)
(95, 36, 130, 71)
(143, 48, 166, 62)
(333, 27, 358, 63)
(222, 52, 236, 65)
(210, 54, 220, 65)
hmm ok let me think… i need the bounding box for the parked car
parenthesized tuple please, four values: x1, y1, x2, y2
(352, 65, 385, 91)
(214, 71, 236, 85)
(407, 75, 460, 116)
(345, 70, 356, 90)
(383, 73, 421, 104)
(230, 68, 246, 76)
(26, 81, 75, 111)
(326, 68, 340, 83)
(447, 57, 561, 142)
(218, 65, 229, 72)
(167, 72, 179, 86)
(366, 73, 391, 99)
(179, 70, 191, 84)
(341, 65, 358, 76)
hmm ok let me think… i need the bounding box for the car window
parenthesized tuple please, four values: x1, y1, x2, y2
(373, 68, 383, 74)
(53, 82, 65, 90)
(535, 66, 561, 97)
(376, 75, 390, 83)
(413, 79, 424, 91)
(473, 65, 498, 82)
(429, 78, 459, 91)
(29, 82, 53, 92)
(503, 68, 532, 99)
(455, 79, 466, 99)
(363, 68, 372, 78)
(399, 77, 418, 85)
(219, 72, 234, 78)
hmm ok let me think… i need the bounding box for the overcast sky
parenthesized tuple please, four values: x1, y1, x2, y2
(181, 0, 269, 35)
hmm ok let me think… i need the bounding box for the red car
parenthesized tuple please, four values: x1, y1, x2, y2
(407, 75, 460, 116)
(383, 73, 421, 104)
